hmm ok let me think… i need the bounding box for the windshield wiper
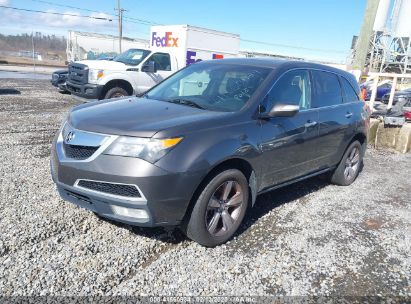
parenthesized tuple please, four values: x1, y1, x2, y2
(168, 98, 206, 110)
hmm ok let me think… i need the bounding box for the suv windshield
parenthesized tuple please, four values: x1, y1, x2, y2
(146, 63, 271, 112)
(114, 49, 151, 65)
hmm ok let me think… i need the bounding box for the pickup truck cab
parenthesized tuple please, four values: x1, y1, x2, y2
(66, 25, 240, 100)
(66, 48, 175, 99)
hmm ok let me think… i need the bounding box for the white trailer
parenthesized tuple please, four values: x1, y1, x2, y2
(66, 25, 240, 100)
(66, 31, 149, 62)
(149, 24, 240, 67)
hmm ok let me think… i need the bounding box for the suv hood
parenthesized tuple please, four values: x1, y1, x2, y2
(68, 97, 230, 138)
(76, 60, 128, 71)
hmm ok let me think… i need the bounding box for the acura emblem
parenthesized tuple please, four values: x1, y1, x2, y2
(66, 131, 75, 143)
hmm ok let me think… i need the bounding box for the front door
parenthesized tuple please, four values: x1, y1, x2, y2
(136, 53, 173, 93)
(259, 69, 321, 190)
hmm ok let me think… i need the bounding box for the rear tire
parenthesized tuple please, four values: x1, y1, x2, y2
(183, 169, 249, 247)
(104, 87, 129, 99)
(330, 140, 363, 186)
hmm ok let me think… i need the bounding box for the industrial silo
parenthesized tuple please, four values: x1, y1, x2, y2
(393, 0, 411, 38)
(373, 0, 391, 31)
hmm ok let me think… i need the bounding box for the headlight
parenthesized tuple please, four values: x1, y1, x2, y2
(89, 69, 104, 81)
(104, 136, 183, 163)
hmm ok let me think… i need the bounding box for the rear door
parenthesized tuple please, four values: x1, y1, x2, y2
(311, 70, 356, 168)
(259, 69, 320, 189)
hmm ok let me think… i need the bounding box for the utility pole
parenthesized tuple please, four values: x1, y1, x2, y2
(31, 31, 36, 73)
(115, 0, 125, 53)
(353, 0, 380, 72)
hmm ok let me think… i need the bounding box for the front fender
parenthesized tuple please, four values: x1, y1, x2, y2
(156, 122, 261, 201)
(98, 72, 137, 91)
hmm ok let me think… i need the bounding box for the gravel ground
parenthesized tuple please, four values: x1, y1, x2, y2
(0, 78, 410, 297)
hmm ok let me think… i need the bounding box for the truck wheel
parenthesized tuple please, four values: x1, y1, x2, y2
(330, 140, 363, 186)
(183, 169, 249, 247)
(104, 87, 129, 99)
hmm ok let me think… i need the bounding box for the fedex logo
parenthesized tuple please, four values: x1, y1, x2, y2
(151, 32, 179, 47)
(186, 51, 224, 66)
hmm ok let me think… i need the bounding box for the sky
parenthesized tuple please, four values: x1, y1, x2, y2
(0, 0, 367, 63)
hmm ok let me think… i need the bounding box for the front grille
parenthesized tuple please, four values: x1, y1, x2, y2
(63, 143, 99, 160)
(68, 63, 88, 84)
(77, 180, 141, 198)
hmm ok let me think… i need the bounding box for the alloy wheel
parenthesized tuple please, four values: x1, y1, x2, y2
(205, 180, 244, 237)
(344, 146, 360, 180)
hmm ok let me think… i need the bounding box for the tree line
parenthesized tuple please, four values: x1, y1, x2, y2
(0, 32, 66, 53)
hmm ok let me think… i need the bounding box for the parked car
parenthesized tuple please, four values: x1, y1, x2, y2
(382, 87, 411, 105)
(361, 80, 391, 100)
(51, 59, 369, 247)
(51, 70, 69, 93)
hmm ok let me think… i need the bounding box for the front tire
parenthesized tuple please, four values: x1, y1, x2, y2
(104, 87, 129, 99)
(330, 140, 363, 186)
(184, 169, 249, 247)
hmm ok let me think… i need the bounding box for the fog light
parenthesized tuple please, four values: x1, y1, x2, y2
(111, 205, 149, 220)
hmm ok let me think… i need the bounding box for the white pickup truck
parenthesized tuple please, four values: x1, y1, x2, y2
(66, 25, 240, 100)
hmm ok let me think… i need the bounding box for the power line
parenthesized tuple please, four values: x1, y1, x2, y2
(28, 0, 160, 26)
(0, 5, 113, 21)
(240, 38, 347, 54)
(28, 0, 112, 15)
(123, 16, 162, 26)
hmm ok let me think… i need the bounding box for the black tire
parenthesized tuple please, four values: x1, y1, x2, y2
(330, 141, 363, 186)
(104, 87, 129, 99)
(183, 169, 249, 247)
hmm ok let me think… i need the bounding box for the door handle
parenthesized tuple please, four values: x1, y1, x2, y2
(304, 121, 317, 128)
(345, 112, 353, 118)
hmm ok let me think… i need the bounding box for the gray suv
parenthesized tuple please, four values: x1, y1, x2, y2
(51, 59, 369, 247)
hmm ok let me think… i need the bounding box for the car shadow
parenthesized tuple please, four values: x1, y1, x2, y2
(100, 175, 331, 245)
(98, 216, 187, 244)
(0, 88, 21, 95)
(237, 176, 329, 236)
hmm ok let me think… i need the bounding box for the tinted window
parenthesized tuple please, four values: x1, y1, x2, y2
(147, 53, 171, 71)
(311, 70, 342, 107)
(266, 69, 312, 110)
(341, 77, 359, 103)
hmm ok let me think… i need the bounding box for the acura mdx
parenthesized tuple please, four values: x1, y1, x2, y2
(51, 59, 369, 247)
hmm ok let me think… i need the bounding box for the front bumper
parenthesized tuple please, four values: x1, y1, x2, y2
(55, 180, 153, 226)
(57, 82, 69, 93)
(66, 81, 104, 100)
(50, 126, 202, 227)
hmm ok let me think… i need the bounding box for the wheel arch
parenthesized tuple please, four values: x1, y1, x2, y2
(101, 79, 133, 99)
(350, 132, 367, 156)
(181, 157, 257, 227)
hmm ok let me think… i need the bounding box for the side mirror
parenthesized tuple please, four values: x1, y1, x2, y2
(261, 103, 299, 118)
(142, 61, 156, 73)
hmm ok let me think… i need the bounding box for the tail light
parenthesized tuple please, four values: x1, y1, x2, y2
(404, 111, 411, 121)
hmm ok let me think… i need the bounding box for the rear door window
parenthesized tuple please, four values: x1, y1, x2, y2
(311, 70, 343, 107)
(341, 77, 359, 103)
